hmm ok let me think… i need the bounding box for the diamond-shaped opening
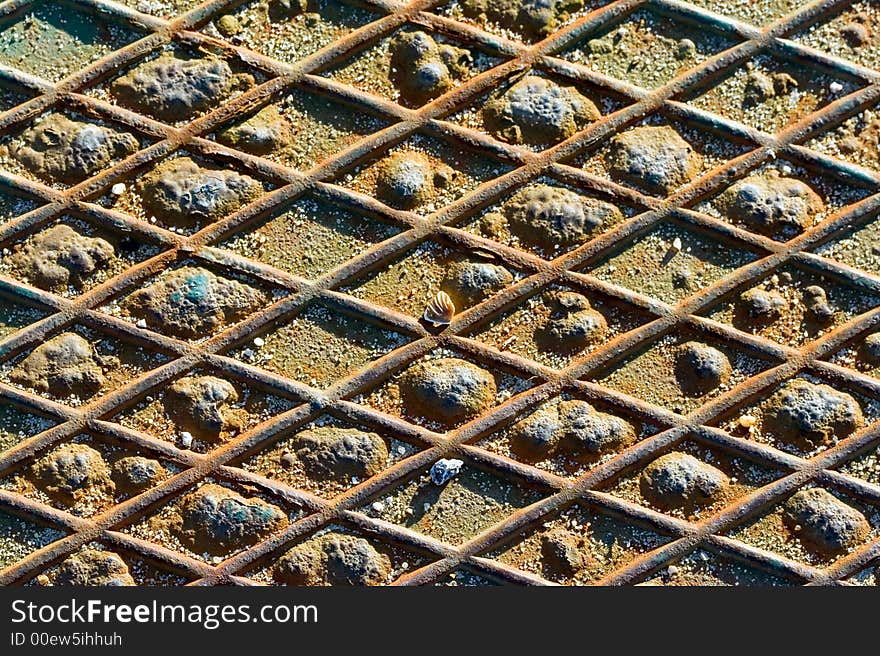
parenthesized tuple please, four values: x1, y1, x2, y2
(199, 0, 385, 66)
(324, 23, 507, 108)
(433, 566, 504, 586)
(0, 321, 173, 406)
(432, 0, 605, 44)
(0, 212, 168, 297)
(25, 540, 194, 586)
(0, 76, 38, 113)
(583, 217, 761, 304)
(476, 390, 663, 478)
(0, 108, 151, 190)
(102, 259, 287, 343)
(335, 131, 515, 215)
(466, 281, 655, 370)
(88, 149, 276, 235)
(216, 191, 403, 281)
(811, 205, 880, 277)
(483, 500, 672, 584)
(724, 484, 880, 567)
(444, 68, 629, 152)
(354, 347, 535, 432)
(0, 397, 59, 453)
(0, 181, 43, 226)
(844, 558, 880, 586)
(206, 85, 391, 171)
(792, 2, 880, 72)
(599, 436, 785, 521)
(568, 111, 756, 198)
(0, 0, 144, 82)
(701, 262, 880, 348)
(834, 438, 880, 489)
(681, 51, 864, 135)
(242, 522, 434, 586)
(84, 43, 270, 126)
(233, 412, 421, 499)
(122, 477, 305, 563)
(0, 289, 52, 340)
(686, 0, 810, 26)
(109, 365, 302, 454)
(692, 155, 877, 242)
(0, 432, 185, 518)
(120, 0, 202, 19)
(359, 457, 549, 546)
(635, 546, 802, 586)
(227, 299, 412, 390)
(823, 322, 880, 382)
(457, 174, 643, 260)
(558, 4, 742, 89)
(591, 326, 777, 416)
(805, 101, 880, 173)
(0, 506, 66, 571)
(715, 370, 880, 457)
(339, 237, 523, 319)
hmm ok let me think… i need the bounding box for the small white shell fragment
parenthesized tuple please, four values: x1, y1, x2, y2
(423, 290, 455, 325)
(671, 237, 682, 252)
(430, 458, 464, 485)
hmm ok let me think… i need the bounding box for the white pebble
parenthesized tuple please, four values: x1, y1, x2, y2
(253, 337, 265, 347)
(136, 319, 147, 329)
(111, 182, 126, 195)
(371, 501, 385, 513)
(430, 458, 463, 485)
(179, 432, 193, 448)
(829, 81, 844, 93)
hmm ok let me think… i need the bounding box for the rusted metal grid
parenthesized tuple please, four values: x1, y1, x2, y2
(0, 0, 879, 586)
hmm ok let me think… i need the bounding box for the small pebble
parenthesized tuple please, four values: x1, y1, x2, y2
(216, 14, 240, 37)
(136, 319, 147, 329)
(111, 182, 126, 195)
(179, 431, 193, 448)
(371, 501, 385, 513)
(253, 337, 265, 347)
(430, 458, 463, 485)
(676, 38, 696, 60)
(829, 81, 844, 93)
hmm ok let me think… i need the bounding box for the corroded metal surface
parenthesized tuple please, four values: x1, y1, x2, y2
(0, 0, 880, 586)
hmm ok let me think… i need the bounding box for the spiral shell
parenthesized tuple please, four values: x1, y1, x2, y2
(423, 291, 455, 325)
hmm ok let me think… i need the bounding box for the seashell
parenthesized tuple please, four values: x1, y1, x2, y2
(423, 291, 455, 325)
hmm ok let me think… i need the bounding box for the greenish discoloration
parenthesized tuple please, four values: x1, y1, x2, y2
(0, 509, 65, 569)
(0, 1, 141, 82)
